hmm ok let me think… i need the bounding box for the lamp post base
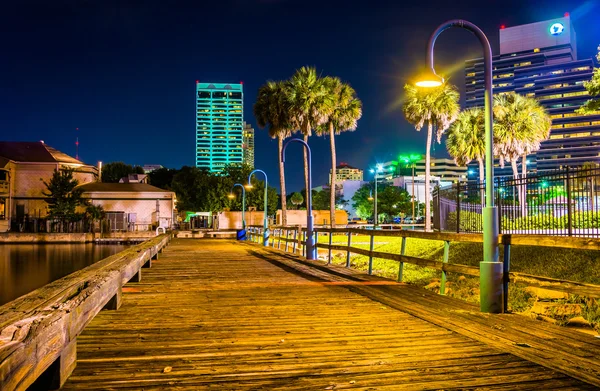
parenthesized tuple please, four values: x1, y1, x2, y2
(480, 261, 504, 313)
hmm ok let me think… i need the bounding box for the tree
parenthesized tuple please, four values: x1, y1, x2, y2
(148, 167, 178, 190)
(254, 81, 293, 225)
(351, 183, 412, 222)
(102, 162, 145, 183)
(493, 92, 551, 214)
(402, 83, 460, 231)
(42, 169, 85, 232)
(446, 108, 485, 205)
(171, 166, 212, 211)
(577, 46, 600, 114)
(317, 77, 362, 228)
(290, 192, 304, 209)
(86, 204, 105, 233)
(286, 67, 333, 195)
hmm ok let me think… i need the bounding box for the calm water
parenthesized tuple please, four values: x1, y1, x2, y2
(0, 244, 129, 305)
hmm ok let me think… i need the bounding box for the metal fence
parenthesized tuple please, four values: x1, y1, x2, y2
(433, 166, 600, 237)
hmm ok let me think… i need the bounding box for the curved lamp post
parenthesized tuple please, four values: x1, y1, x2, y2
(282, 138, 316, 260)
(228, 183, 246, 229)
(417, 19, 502, 313)
(369, 164, 383, 228)
(247, 170, 269, 246)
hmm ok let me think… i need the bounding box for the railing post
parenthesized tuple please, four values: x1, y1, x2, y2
(314, 230, 319, 260)
(285, 229, 290, 252)
(346, 230, 352, 268)
(566, 167, 573, 236)
(368, 233, 375, 275)
(292, 228, 297, 254)
(302, 229, 306, 257)
(271, 228, 275, 247)
(456, 182, 461, 233)
(328, 231, 333, 264)
(278, 229, 282, 249)
(503, 235, 511, 313)
(440, 241, 450, 295)
(398, 236, 407, 282)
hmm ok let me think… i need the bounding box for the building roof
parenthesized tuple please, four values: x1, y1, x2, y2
(0, 142, 83, 164)
(78, 182, 172, 193)
(337, 162, 360, 170)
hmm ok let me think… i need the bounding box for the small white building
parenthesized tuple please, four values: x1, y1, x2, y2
(79, 183, 176, 231)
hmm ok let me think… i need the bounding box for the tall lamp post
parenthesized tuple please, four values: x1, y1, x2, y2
(228, 183, 246, 230)
(400, 154, 422, 222)
(247, 170, 269, 246)
(282, 138, 316, 260)
(369, 164, 383, 228)
(416, 19, 502, 313)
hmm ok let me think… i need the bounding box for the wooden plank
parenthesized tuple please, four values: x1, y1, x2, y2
(507, 234, 600, 251)
(510, 272, 600, 298)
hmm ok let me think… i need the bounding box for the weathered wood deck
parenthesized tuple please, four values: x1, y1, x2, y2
(61, 239, 600, 390)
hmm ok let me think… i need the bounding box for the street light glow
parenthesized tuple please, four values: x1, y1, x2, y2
(415, 70, 444, 88)
(228, 193, 235, 199)
(245, 183, 253, 189)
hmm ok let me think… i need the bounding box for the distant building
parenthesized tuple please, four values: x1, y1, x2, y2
(119, 174, 148, 184)
(465, 15, 600, 178)
(382, 158, 467, 183)
(0, 141, 98, 232)
(195, 82, 244, 172)
(329, 162, 363, 184)
(143, 164, 163, 173)
(243, 122, 255, 169)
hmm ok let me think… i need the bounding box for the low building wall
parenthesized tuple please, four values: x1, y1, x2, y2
(276, 210, 348, 226)
(0, 233, 93, 243)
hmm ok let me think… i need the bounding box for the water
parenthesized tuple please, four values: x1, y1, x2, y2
(0, 243, 130, 306)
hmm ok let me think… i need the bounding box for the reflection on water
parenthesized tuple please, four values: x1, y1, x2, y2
(0, 244, 129, 306)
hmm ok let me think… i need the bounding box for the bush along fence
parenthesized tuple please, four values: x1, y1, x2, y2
(246, 225, 600, 312)
(433, 166, 600, 237)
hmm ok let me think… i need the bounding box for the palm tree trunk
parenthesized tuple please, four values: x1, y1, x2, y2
(510, 160, 521, 216)
(329, 122, 337, 228)
(278, 135, 287, 226)
(425, 121, 433, 232)
(303, 134, 309, 199)
(478, 158, 485, 207)
(521, 154, 528, 217)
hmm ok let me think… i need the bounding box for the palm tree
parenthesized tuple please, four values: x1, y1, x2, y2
(316, 77, 362, 227)
(290, 192, 304, 209)
(402, 83, 460, 231)
(446, 108, 485, 205)
(286, 67, 334, 193)
(494, 92, 551, 214)
(254, 81, 293, 225)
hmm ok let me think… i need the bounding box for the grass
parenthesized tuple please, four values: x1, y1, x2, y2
(322, 233, 600, 329)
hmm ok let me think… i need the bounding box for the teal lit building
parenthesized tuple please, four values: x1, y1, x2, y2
(195, 82, 244, 172)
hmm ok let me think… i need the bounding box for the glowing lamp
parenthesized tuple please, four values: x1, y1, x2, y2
(415, 70, 444, 88)
(228, 193, 235, 199)
(245, 184, 253, 190)
(368, 196, 374, 201)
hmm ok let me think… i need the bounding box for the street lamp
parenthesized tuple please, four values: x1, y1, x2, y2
(247, 169, 269, 246)
(229, 183, 246, 230)
(417, 19, 501, 313)
(399, 154, 422, 223)
(282, 138, 316, 260)
(369, 164, 384, 228)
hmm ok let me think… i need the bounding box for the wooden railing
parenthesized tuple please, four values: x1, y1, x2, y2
(0, 234, 172, 391)
(246, 225, 600, 302)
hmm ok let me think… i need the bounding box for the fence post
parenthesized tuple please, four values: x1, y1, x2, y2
(346, 231, 352, 268)
(285, 229, 290, 252)
(497, 180, 503, 235)
(439, 241, 450, 295)
(368, 233, 374, 275)
(302, 230, 306, 257)
(314, 230, 319, 260)
(566, 167, 573, 237)
(398, 236, 407, 282)
(456, 182, 461, 233)
(292, 228, 297, 254)
(328, 231, 332, 264)
(278, 229, 282, 249)
(503, 235, 511, 313)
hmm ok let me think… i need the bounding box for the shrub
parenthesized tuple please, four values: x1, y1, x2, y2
(446, 211, 483, 232)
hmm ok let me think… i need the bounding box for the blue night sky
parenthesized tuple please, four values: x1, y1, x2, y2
(1, 0, 599, 192)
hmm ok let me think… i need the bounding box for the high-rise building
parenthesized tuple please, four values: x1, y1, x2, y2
(329, 162, 363, 184)
(195, 82, 244, 172)
(242, 122, 255, 169)
(465, 15, 600, 179)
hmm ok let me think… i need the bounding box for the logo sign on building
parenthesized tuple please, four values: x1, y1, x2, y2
(549, 22, 564, 36)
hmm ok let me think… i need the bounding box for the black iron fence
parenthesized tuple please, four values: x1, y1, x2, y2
(433, 166, 600, 237)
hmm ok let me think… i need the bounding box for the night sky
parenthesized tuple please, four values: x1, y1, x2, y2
(1, 0, 599, 192)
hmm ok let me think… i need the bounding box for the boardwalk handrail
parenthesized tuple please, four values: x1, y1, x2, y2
(244, 225, 600, 302)
(0, 233, 172, 391)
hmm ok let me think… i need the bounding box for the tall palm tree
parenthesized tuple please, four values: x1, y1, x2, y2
(494, 92, 551, 213)
(317, 77, 362, 227)
(286, 67, 334, 193)
(402, 83, 460, 231)
(254, 81, 293, 225)
(446, 108, 485, 205)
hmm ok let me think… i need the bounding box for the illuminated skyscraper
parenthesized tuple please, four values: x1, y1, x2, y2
(195, 82, 244, 172)
(242, 122, 255, 169)
(465, 15, 600, 178)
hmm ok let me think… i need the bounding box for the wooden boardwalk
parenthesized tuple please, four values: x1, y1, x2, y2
(61, 239, 599, 390)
